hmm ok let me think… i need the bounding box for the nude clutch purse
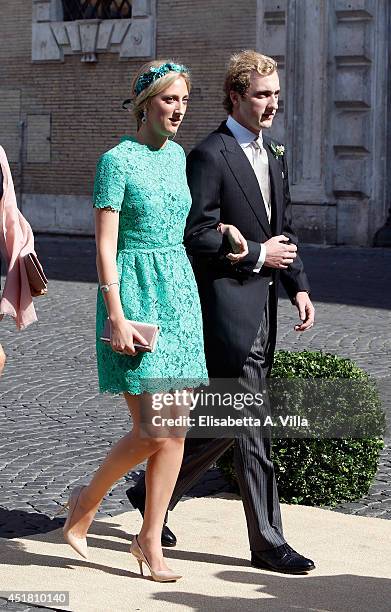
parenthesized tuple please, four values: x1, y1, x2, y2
(24, 252, 48, 295)
(100, 318, 160, 353)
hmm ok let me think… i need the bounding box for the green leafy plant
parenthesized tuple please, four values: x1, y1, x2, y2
(217, 350, 385, 506)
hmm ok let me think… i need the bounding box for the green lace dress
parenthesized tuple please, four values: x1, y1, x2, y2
(93, 136, 208, 395)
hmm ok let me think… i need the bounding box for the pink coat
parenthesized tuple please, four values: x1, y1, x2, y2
(0, 145, 37, 329)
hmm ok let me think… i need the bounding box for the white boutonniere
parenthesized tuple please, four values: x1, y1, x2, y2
(270, 142, 285, 159)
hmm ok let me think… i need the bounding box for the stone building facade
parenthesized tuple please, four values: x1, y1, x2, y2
(0, 0, 389, 245)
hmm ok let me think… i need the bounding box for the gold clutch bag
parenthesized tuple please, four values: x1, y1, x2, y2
(100, 318, 160, 353)
(24, 252, 48, 295)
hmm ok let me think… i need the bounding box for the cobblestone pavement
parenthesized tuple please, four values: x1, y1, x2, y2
(0, 238, 390, 562)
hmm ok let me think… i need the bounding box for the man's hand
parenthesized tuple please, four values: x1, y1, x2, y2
(217, 223, 249, 264)
(264, 235, 297, 269)
(294, 291, 315, 332)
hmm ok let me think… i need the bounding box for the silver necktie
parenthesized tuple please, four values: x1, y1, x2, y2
(251, 137, 271, 223)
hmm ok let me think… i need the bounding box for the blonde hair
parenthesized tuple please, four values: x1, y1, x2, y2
(223, 50, 277, 113)
(131, 59, 191, 126)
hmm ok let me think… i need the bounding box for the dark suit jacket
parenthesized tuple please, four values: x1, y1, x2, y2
(184, 121, 310, 378)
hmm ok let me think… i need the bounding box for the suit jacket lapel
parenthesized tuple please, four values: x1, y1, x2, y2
(217, 124, 272, 237)
(265, 141, 284, 234)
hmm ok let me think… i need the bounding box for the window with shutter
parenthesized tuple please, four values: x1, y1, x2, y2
(61, 0, 132, 21)
(32, 0, 155, 63)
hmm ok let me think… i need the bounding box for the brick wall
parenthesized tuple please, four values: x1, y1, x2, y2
(1, 0, 256, 203)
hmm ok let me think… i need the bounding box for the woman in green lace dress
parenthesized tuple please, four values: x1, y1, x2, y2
(60, 60, 207, 582)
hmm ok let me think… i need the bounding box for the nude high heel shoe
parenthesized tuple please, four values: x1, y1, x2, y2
(54, 485, 89, 560)
(130, 535, 182, 582)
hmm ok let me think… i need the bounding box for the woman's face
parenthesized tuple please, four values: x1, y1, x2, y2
(145, 76, 189, 138)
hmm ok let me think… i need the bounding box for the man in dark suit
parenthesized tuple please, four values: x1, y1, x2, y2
(126, 50, 316, 573)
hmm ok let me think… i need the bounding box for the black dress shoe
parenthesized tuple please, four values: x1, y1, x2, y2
(251, 543, 315, 574)
(125, 487, 177, 548)
(159, 524, 177, 548)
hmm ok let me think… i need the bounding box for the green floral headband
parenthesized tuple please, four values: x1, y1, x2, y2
(134, 62, 189, 96)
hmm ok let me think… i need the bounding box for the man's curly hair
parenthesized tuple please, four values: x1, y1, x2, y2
(223, 50, 277, 113)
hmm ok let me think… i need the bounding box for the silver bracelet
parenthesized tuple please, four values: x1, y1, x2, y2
(100, 282, 119, 293)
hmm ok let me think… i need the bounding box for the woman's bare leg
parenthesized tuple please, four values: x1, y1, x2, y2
(65, 392, 168, 538)
(136, 392, 190, 571)
(137, 436, 185, 570)
(0, 344, 5, 377)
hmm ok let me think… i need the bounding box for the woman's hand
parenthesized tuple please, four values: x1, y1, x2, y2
(31, 288, 47, 298)
(110, 318, 148, 356)
(217, 223, 249, 264)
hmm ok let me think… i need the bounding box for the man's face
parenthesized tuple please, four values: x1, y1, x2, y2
(230, 70, 280, 134)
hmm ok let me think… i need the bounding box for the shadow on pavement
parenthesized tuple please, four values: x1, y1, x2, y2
(0, 507, 132, 543)
(35, 235, 97, 283)
(35, 235, 391, 310)
(152, 571, 391, 611)
(0, 508, 65, 539)
(298, 245, 391, 310)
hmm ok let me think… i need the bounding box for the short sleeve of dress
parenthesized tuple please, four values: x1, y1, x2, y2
(93, 152, 125, 212)
(178, 144, 186, 161)
(176, 144, 187, 173)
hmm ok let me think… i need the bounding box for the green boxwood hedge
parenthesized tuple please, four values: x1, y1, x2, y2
(217, 350, 385, 507)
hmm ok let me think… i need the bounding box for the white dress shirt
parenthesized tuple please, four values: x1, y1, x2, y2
(226, 115, 270, 272)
